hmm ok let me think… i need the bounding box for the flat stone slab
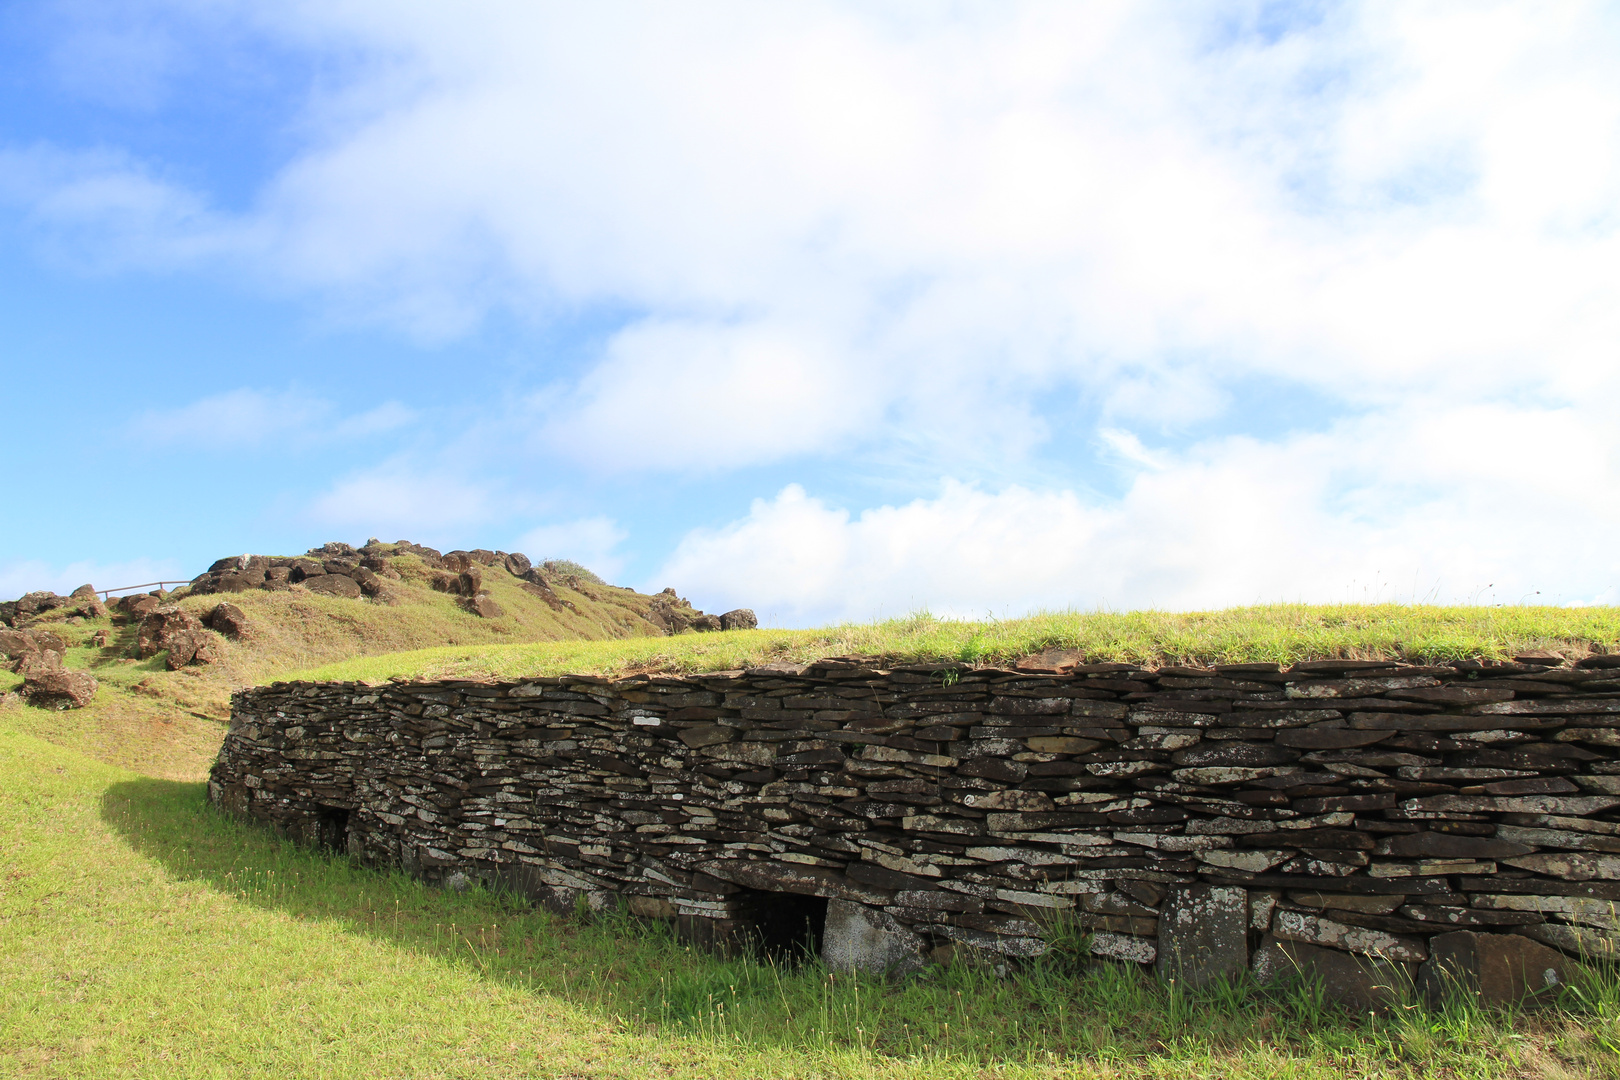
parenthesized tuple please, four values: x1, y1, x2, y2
(1155, 885, 1247, 988)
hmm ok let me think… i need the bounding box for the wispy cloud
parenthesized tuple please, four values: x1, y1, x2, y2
(129, 388, 415, 448)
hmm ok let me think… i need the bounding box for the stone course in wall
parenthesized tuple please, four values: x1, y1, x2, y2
(209, 653, 1620, 1005)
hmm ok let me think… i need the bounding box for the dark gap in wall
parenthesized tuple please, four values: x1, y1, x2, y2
(734, 889, 826, 965)
(313, 805, 351, 853)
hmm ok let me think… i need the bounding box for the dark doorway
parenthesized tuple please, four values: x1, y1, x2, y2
(734, 889, 827, 965)
(312, 805, 351, 853)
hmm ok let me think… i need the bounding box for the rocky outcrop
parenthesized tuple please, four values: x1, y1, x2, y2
(2, 627, 96, 708)
(22, 668, 98, 709)
(136, 607, 221, 668)
(0, 589, 100, 626)
(211, 651, 1620, 1006)
(721, 609, 759, 631)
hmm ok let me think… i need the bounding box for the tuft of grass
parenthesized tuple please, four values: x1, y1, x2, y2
(542, 559, 607, 586)
(295, 603, 1620, 685)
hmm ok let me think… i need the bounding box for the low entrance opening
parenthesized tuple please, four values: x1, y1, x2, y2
(313, 805, 351, 853)
(734, 889, 827, 965)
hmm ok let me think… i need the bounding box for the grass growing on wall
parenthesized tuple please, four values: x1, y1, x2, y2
(296, 603, 1620, 685)
(5, 722, 1620, 1078)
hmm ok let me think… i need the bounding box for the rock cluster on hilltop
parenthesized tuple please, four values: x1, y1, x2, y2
(0, 584, 108, 628)
(1, 539, 758, 657)
(185, 538, 757, 632)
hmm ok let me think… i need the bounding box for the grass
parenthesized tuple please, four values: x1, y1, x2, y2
(5, 723, 1620, 1078)
(295, 603, 1620, 685)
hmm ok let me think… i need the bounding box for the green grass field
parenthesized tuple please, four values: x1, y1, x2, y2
(9, 602, 1620, 1076)
(296, 603, 1620, 684)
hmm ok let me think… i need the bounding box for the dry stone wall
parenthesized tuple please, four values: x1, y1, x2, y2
(210, 655, 1620, 1005)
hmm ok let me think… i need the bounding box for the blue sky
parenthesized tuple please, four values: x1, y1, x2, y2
(3, 1, 1618, 624)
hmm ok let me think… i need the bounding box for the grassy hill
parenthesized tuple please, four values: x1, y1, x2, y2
(0, 548, 695, 779)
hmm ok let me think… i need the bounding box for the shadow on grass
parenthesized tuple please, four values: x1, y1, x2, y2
(97, 775, 1578, 1073)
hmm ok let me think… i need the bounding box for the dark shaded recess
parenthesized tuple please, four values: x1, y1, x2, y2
(313, 805, 351, 853)
(734, 889, 826, 965)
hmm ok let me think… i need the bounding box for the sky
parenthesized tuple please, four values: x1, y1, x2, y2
(2, 0, 1618, 625)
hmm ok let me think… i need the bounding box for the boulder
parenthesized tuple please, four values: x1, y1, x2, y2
(264, 567, 292, 591)
(469, 549, 500, 566)
(0, 630, 29, 662)
(287, 557, 325, 583)
(1252, 935, 1411, 1014)
(430, 571, 460, 594)
(165, 627, 220, 669)
(1418, 931, 1571, 1008)
(504, 552, 532, 576)
(22, 669, 97, 708)
(16, 591, 66, 618)
(302, 574, 363, 599)
(15, 649, 65, 677)
(74, 598, 109, 620)
(691, 614, 723, 632)
(465, 594, 505, 619)
(441, 551, 474, 572)
(317, 541, 357, 557)
(349, 566, 384, 596)
(206, 602, 250, 639)
(719, 608, 758, 631)
(69, 584, 98, 601)
(521, 567, 551, 587)
(458, 568, 484, 595)
(118, 594, 162, 619)
(0, 600, 17, 626)
(137, 608, 203, 659)
(216, 572, 264, 594)
(31, 629, 68, 654)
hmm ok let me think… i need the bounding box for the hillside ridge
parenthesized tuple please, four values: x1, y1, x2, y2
(0, 537, 754, 780)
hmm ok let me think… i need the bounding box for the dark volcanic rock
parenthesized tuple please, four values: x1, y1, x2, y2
(206, 602, 250, 639)
(504, 552, 532, 576)
(136, 607, 203, 659)
(302, 574, 363, 599)
(164, 627, 220, 669)
(464, 594, 505, 619)
(23, 669, 98, 708)
(720, 609, 758, 631)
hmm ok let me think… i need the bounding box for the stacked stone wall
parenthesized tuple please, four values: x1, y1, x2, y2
(209, 655, 1620, 1002)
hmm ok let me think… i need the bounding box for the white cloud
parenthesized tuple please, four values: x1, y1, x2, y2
(0, 556, 186, 601)
(516, 517, 628, 581)
(130, 388, 415, 447)
(17, 2, 1620, 454)
(11, 2, 1620, 617)
(657, 399, 1620, 625)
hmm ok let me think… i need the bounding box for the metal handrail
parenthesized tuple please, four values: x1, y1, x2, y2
(97, 581, 195, 598)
